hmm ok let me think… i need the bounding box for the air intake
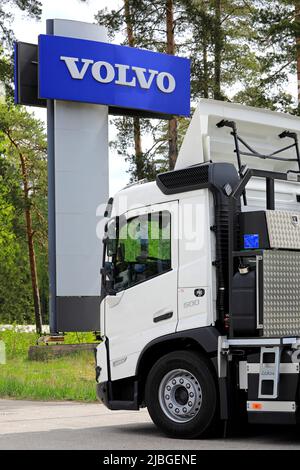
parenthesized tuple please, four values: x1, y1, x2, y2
(156, 164, 209, 195)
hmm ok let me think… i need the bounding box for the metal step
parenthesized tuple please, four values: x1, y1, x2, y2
(258, 346, 281, 399)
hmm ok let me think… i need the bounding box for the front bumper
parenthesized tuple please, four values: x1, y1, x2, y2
(95, 339, 108, 384)
(96, 381, 110, 408)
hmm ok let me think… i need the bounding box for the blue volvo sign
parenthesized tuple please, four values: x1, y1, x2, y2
(38, 34, 190, 116)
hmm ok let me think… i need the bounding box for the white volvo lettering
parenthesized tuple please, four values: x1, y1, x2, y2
(115, 64, 136, 87)
(156, 72, 176, 93)
(60, 56, 176, 93)
(91, 61, 115, 83)
(60, 56, 94, 79)
(131, 67, 158, 89)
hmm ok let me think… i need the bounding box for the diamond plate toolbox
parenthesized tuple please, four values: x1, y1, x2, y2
(263, 250, 300, 337)
(265, 210, 300, 249)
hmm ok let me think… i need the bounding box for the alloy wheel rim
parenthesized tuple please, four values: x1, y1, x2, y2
(158, 368, 202, 423)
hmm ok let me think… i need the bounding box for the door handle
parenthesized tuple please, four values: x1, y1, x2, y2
(153, 311, 173, 323)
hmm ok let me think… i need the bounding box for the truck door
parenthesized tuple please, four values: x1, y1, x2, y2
(104, 201, 178, 381)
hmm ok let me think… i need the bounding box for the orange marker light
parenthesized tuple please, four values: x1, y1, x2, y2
(251, 403, 262, 410)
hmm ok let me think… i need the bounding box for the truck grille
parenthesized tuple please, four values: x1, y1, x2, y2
(156, 165, 209, 194)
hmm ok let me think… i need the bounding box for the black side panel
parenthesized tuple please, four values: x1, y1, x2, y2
(248, 412, 297, 425)
(57, 296, 100, 332)
(248, 373, 299, 402)
(181, 326, 220, 353)
(239, 211, 270, 250)
(208, 163, 241, 320)
(15, 42, 47, 108)
(231, 270, 257, 336)
(209, 162, 240, 195)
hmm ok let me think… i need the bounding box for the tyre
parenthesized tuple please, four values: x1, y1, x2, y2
(145, 350, 219, 438)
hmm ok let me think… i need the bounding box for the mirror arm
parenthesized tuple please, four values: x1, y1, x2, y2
(106, 287, 117, 296)
(100, 267, 117, 296)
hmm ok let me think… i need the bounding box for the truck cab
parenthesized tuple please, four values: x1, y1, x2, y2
(96, 99, 300, 438)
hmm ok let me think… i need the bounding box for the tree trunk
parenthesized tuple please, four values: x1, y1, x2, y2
(166, 0, 178, 170)
(133, 116, 144, 179)
(124, 0, 135, 47)
(20, 155, 42, 335)
(214, 0, 223, 100)
(203, 38, 209, 98)
(124, 0, 144, 180)
(295, 1, 300, 105)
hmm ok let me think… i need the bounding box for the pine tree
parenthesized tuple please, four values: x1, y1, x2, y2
(180, 0, 261, 101)
(0, 102, 47, 333)
(234, 0, 297, 112)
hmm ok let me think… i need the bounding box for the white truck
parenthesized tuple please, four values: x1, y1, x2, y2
(96, 99, 300, 438)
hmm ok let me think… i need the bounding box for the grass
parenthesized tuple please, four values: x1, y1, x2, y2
(0, 328, 97, 402)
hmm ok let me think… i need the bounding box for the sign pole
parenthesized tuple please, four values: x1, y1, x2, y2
(46, 19, 57, 334)
(47, 97, 57, 334)
(46, 19, 109, 333)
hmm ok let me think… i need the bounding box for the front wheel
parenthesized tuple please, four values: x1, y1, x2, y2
(145, 350, 219, 439)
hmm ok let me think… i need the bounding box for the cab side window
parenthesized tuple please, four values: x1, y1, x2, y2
(114, 211, 171, 292)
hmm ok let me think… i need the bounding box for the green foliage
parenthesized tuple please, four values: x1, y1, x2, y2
(110, 116, 168, 181)
(0, 329, 97, 401)
(0, 328, 98, 361)
(0, 352, 96, 401)
(64, 332, 98, 344)
(0, 328, 37, 359)
(0, 157, 34, 323)
(0, 102, 48, 325)
(237, 0, 298, 111)
(180, 0, 259, 99)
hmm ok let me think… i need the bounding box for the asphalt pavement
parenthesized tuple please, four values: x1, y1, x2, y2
(1, 399, 300, 450)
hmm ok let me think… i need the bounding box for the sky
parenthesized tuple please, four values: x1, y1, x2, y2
(11, 0, 129, 195)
